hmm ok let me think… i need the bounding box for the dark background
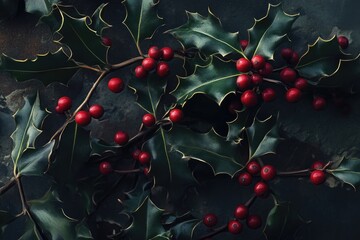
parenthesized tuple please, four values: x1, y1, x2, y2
(0, 0, 360, 239)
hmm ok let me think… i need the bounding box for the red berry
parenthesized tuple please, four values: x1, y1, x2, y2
(108, 77, 124, 93)
(142, 113, 156, 127)
(338, 36, 349, 49)
(142, 58, 156, 71)
(246, 161, 261, 175)
(89, 104, 104, 119)
(254, 182, 269, 197)
(57, 96, 72, 111)
(75, 111, 91, 126)
(260, 165, 277, 181)
(114, 131, 129, 145)
(132, 149, 141, 160)
(280, 68, 297, 83)
(240, 39, 248, 50)
(228, 220, 242, 234)
(294, 78, 308, 90)
(169, 108, 183, 123)
(161, 47, 174, 61)
(285, 88, 302, 103)
(310, 170, 326, 185)
(311, 161, 325, 170)
(281, 48, 293, 61)
(99, 161, 112, 175)
(241, 90, 258, 108)
(203, 213, 217, 227)
(143, 167, 150, 175)
(251, 55, 265, 70)
(247, 215, 262, 229)
(148, 46, 161, 59)
(290, 51, 299, 65)
(258, 62, 273, 76)
(236, 74, 252, 90)
(238, 172, 252, 186)
(55, 105, 64, 113)
(101, 36, 112, 46)
(234, 204, 248, 219)
(313, 96, 326, 111)
(250, 73, 263, 85)
(262, 88, 276, 102)
(135, 65, 148, 79)
(156, 62, 170, 77)
(138, 151, 151, 164)
(236, 58, 252, 72)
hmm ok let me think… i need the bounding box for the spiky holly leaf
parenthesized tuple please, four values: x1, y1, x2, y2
(245, 3, 298, 59)
(122, 0, 164, 49)
(329, 157, 360, 190)
(183, 52, 211, 76)
(168, 126, 243, 176)
(169, 10, 243, 57)
(167, 219, 199, 240)
(24, 0, 59, 17)
(125, 197, 165, 240)
(49, 122, 91, 185)
(123, 175, 153, 212)
(90, 3, 111, 35)
(296, 36, 345, 80)
(51, 6, 109, 67)
(264, 202, 307, 240)
(90, 138, 120, 156)
(226, 109, 249, 142)
(172, 56, 240, 105)
(246, 115, 280, 160)
(28, 190, 93, 239)
(0, 48, 80, 85)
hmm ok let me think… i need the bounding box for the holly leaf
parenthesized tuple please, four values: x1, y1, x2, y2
(329, 157, 360, 190)
(123, 175, 153, 212)
(226, 109, 249, 142)
(264, 202, 307, 240)
(168, 126, 243, 176)
(168, 10, 243, 57)
(0, 48, 80, 85)
(245, 3, 298, 59)
(122, 0, 164, 49)
(183, 52, 211, 76)
(296, 36, 345, 81)
(168, 219, 199, 240)
(0, 210, 17, 236)
(172, 56, 240, 105)
(90, 3, 112, 35)
(90, 138, 120, 156)
(51, 6, 109, 67)
(125, 197, 165, 240)
(246, 115, 280, 160)
(24, 0, 59, 17)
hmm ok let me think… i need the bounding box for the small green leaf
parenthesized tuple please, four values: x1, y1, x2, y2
(172, 56, 240, 105)
(246, 115, 280, 160)
(122, 0, 164, 49)
(123, 175, 153, 212)
(169, 219, 199, 240)
(169, 10, 243, 57)
(264, 202, 307, 240)
(24, 0, 59, 17)
(296, 36, 344, 80)
(90, 3, 112, 35)
(245, 3, 298, 59)
(183, 52, 211, 76)
(90, 138, 120, 156)
(329, 157, 360, 189)
(126, 197, 165, 240)
(0, 48, 80, 85)
(226, 109, 248, 142)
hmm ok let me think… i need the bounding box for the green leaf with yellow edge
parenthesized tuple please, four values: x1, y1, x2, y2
(169, 10, 243, 57)
(329, 157, 360, 190)
(246, 115, 280, 160)
(226, 109, 249, 142)
(172, 56, 240, 105)
(245, 3, 298, 59)
(125, 197, 165, 240)
(123, 175, 153, 212)
(122, 0, 164, 50)
(90, 3, 112, 35)
(24, 0, 59, 17)
(0, 48, 80, 85)
(296, 36, 345, 81)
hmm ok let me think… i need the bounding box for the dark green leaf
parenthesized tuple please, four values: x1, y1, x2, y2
(169, 219, 199, 240)
(20, 219, 42, 240)
(126, 197, 165, 240)
(123, 175, 153, 212)
(226, 109, 248, 142)
(329, 157, 360, 189)
(90, 138, 120, 156)
(122, 0, 164, 48)
(90, 3, 111, 35)
(264, 202, 306, 240)
(245, 3, 298, 59)
(246, 115, 280, 159)
(296, 36, 344, 80)
(169, 10, 243, 57)
(172, 56, 240, 105)
(0, 0, 19, 21)
(24, 0, 59, 17)
(0, 48, 79, 85)
(183, 52, 211, 76)
(0, 210, 17, 236)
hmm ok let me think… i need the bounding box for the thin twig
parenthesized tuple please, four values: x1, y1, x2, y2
(111, 56, 144, 69)
(78, 65, 101, 72)
(199, 224, 227, 240)
(245, 194, 257, 207)
(114, 169, 141, 174)
(277, 169, 310, 176)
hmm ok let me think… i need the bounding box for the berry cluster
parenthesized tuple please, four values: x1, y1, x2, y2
(135, 46, 174, 78)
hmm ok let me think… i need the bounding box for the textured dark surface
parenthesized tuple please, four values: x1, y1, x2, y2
(0, 0, 360, 239)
